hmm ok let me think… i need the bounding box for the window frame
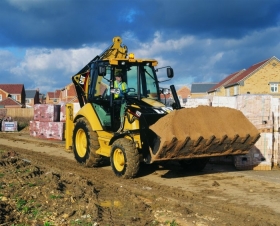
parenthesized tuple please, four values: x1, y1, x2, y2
(11, 94, 17, 100)
(234, 86, 239, 95)
(270, 83, 278, 93)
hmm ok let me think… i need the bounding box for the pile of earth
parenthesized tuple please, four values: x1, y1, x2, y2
(150, 106, 260, 159)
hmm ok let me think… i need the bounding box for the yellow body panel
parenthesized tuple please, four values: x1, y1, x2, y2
(123, 116, 140, 131)
(123, 114, 142, 149)
(141, 98, 165, 107)
(75, 103, 103, 131)
(96, 131, 113, 157)
(65, 103, 74, 150)
(65, 103, 103, 150)
(109, 58, 158, 66)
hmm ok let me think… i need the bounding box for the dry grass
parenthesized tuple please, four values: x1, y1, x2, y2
(11, 117, 32, 131)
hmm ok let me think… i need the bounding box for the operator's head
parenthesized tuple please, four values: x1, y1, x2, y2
(115, 71, 123, 77)
(115, 71, 123, 81)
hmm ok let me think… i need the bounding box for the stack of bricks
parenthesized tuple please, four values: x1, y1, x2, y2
(234, 95, 274, 170)
(59, 102, 80, 122)
(236, 95, 273, 132)
(270, 97, 280, 167)
(30, 104, 66, 140)
(211, 96, 237, 109)
(183, 98, 211, 108)
(233, 133, 273, 170)
(185, 94, 280, 170)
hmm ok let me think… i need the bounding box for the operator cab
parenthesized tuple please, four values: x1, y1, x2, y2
(84, 58, 173, 132)
(88, 61, 157, 131)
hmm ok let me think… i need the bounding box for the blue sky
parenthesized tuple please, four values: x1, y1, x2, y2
(0, 0, 280, 94)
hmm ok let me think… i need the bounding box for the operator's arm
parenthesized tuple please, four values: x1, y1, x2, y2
(122, 82, 128, 93)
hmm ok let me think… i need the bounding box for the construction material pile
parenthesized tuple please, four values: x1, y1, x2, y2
(149, 106, 260, 162)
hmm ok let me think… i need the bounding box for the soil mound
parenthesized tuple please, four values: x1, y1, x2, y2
(149, 106, 260, 161)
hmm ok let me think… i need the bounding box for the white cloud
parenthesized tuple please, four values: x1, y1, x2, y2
(7, 0, 42, 11)
(8, 45, 106, 92)
(132, 32, 195, 57)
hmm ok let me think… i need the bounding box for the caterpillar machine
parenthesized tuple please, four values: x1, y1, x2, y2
(65, 36, 260, 178)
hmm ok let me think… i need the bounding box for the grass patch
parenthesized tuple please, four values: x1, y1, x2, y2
(49, 194, 63, 199)
(165, 220, 179, 226)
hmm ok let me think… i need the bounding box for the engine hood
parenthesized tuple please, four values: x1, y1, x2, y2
(126, 97, 173, 115)
(141, 98, 166, 107)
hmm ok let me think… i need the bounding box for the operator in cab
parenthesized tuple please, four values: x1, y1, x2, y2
(114, 71, 127, 99)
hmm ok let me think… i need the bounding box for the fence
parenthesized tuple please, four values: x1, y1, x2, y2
(0, 108, 34, 119)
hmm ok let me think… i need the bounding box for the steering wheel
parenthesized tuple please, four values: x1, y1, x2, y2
(126, 88, 136, 94)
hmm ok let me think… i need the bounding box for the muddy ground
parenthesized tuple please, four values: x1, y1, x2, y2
(0, 130, 280, 226)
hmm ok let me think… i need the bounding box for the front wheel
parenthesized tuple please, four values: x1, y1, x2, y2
(72, 117, 102, 167)
(110, 138, 140, 179)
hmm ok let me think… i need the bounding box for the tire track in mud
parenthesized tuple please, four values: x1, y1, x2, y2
(0, 145, 156, 225)
(0, 141, 280, 225)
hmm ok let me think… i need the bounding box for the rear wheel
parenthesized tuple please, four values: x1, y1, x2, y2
(179, 158, 210, 172)
(110, 138, 140, 179)
(73, 117, 102, 167)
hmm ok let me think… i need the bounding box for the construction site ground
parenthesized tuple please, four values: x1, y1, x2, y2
(0, 130, 280, 226)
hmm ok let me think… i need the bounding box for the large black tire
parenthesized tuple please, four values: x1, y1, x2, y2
(179, 158, 210, 172)
(110, 138, 140, 179)
(72, 117, 102, 167)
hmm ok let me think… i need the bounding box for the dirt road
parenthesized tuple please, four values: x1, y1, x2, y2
(0, 131, 280, 225)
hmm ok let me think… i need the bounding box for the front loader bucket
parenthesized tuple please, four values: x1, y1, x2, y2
(148, 106, 260, 163)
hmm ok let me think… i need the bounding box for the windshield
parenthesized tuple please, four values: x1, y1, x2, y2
(96, 62, 159, 100)
(126, 64, 159, 99)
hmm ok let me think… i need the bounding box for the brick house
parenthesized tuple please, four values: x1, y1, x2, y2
(176, 86, 191, 103)
(45, 83, 78, 104)
(46, 90, 61, 104)
(0, 97, 23, 108)
(160, 86, 190, 106)
(0, 84, 26, 107)
(25, 89, 41, 107)
(208, 56, 280, 97)
(60, 83, 78, 103)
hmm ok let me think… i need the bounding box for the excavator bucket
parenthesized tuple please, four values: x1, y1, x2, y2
(149, 106, 260, 163)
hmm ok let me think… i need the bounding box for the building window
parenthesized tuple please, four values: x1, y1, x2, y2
(26, 99, 31, 104)
(226, 88, 230, 96)
(270, 84, 278, 93)
(234, 86, 239, 95)
(0, 94, 2, 101)
(11, 94, 17, 100)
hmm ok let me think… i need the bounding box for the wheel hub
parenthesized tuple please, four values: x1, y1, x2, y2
(113, 148, 125, 171)
(76, 128, 87, 157)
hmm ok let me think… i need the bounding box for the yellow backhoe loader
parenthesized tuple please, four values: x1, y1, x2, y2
(65, 36, 260, 178)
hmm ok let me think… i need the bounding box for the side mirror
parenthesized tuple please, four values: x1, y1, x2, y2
(98, 66, 106, 76)
(167, 67, 174, 78)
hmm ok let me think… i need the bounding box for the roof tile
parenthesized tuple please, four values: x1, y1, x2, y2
(208, 70, 244, 92)
(0, 84, 24, 94)
(0, 97, 22, 106)
(225, 58, 270, 87)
